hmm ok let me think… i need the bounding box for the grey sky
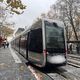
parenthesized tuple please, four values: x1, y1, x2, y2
(8, 0, 57, 29)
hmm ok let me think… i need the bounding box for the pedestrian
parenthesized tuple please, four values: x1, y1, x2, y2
(6, 41, 9, 48)
(3, 42, 5, 48)
(76, 46, 79, 54)
(69, 43, 72, 54)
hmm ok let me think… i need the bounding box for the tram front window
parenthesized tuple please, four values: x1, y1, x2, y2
(45, 23, 65, 53)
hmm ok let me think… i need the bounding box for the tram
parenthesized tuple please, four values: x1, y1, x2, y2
(11, 18, 67, 67)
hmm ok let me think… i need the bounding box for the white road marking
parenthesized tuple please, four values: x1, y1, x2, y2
(9, 45, 22, 63)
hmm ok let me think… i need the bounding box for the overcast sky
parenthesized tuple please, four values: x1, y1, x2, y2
(8, 0, 57, 30)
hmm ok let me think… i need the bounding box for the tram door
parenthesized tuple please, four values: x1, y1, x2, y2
(28, 28, 45, 67)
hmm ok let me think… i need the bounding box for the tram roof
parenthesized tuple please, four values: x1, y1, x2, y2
(42, 18, 64, 27)
(11, 18, 65, 41)
(30, 18, 64, 30)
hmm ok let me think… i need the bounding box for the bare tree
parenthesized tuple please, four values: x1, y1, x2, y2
(0, 0, 26, 14)
(47, 0, 80, 41)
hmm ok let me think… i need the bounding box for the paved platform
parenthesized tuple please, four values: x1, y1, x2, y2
(0, 47, 36, 80)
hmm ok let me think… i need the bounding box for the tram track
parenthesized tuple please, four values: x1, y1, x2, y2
(67, 54, 80, 68)
(67, 54, 80, 58)
(68, 54, 80, 61)
(68, 60, 80, 68)
(47, 72, 67, 80)
(46, 67, 80, 80)
(56, 67, 80, 80)
(27, 65, 53, 80)
(27, 64, 67, 80)
(28, 66, 67, 80)
(28, 64, 80, 80)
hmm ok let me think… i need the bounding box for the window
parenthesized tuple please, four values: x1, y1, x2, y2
(28, 28, 43, 53)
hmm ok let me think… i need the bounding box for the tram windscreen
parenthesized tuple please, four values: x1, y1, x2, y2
(45, 22, 65, 53)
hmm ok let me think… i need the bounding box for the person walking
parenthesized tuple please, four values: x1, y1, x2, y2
(2, 42, 5, 48)
(69, 43, 72, 54)
(6, 41, 9, 48)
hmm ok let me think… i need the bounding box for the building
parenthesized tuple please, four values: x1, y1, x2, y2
(15, 28, 24, 37)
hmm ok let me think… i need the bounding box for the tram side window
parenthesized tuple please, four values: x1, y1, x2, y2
(16, 38, 19, 47)
(28, 28, 43, 53)
(20, 35, 27, 49)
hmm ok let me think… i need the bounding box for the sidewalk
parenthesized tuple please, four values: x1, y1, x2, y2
(0, 47, 36, 80)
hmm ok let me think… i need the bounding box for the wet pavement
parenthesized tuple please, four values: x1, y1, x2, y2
(0, 47, 36, 80)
